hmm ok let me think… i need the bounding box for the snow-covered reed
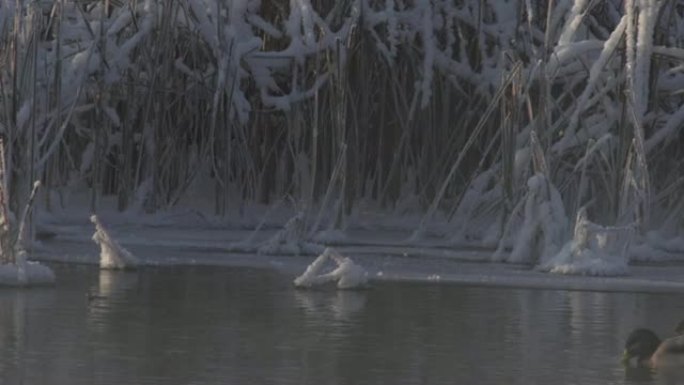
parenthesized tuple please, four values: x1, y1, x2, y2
(493, 173, 567, 265)
(91, 215, 139, 269)
(257, 211, 322, 255)
(538, 207, 632, 276)
(0, 1, 682, 262)
(0, 149, 55, 286)
(0, 257, 56, 287)
(294, 247, 368, 289)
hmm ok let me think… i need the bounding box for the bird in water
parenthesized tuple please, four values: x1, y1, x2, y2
(623, 328, 684, 369)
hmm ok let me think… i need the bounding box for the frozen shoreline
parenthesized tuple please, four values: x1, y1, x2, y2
(29, 216, 684, 294)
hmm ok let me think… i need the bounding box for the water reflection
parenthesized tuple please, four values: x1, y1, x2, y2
(0, 287, 58, 383)
(656, 368, 684, 385)
(293, 289, 367, 321)
(0, 266, 682, 384)
(87, 270, 140, 330)
(623, 366, 684, 385)
(0, 291, 27, 379)
(92, 270, 140, 299)
(624, 366, 654, 383)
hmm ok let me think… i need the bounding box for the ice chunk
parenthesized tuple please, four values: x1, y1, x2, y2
(294, 248, 368, 289)
(91, 215, 139, 270)
(495, 173, 568, 264)
(539, 208, 631, 276)
(0, 259, 55, 287)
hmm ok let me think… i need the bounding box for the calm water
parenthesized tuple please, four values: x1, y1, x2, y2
(1, 265, 683, 385)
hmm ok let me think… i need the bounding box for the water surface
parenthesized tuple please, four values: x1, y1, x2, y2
(0, 265, 683, 384)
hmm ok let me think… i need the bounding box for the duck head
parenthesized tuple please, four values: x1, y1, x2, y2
(623, 329, 661, 367)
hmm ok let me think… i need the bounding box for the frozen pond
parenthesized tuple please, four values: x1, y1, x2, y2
(1, 265, 683, 384)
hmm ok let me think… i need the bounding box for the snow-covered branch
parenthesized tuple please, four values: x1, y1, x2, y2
(91, 215, 139, 269)
(294, 247, 368, 289)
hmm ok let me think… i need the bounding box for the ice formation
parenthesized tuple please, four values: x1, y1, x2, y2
(494, 174, 568, 265)
(258, 212, 322, 255)
(311, 229, 348, 244)
(0, 258, 56, 287)
(1, 0, 681, 285)
(294, 247, 369, 289)
(0, 180, 55, 287)
(538, 208, 632, 276)
(91, 215, 139, 270)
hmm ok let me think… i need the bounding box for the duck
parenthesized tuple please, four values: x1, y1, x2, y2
(622, 328, 684, 369)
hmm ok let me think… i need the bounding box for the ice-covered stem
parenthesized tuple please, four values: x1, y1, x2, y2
(90, 214, 139, 270)
(495, 173, 568, 264)
(278, 211, 306, 243)
(0, 138, 11, 264)
(293, 248, 334, 287)
(631, 0, 662, 122)
(294, 247, 368, 289)
(554, 14, 627, 151)
(557, 0, 589, 46)
(538, 207, 632, 276)
(618, 132, 650, 232)
(15, 180, 40, 254)
(618, 3, 659, 231)
(492, 195, 526, 262)
(308, 145, 346, 238)
(530, 131, 548, 175)
(409, 62, 521, 241)
(258, 211, 307, 255)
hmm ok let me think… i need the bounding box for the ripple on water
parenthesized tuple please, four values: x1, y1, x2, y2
(0, 265, 682, 384)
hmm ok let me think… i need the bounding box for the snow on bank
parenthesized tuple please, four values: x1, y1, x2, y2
(294, 248, 368, 289)
(0, 251, 55, 286)
(311, 229, 349, 244)
(538, 208, 631, 276)
(27, 220, 684, 294)
(28, 184, 684, 289)
(91, 215, 139, 269)
(0, 263, 55, 286)
(492, 173, 635, 277)
(0, 179, 55, 286)
(494, 174, 567, 264)
(628, 232, 684, 262)
(229, 212, 324, 256)
(372, 263, 684, 294)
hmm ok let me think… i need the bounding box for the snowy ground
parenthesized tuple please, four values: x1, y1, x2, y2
(29, 208, 684, 294)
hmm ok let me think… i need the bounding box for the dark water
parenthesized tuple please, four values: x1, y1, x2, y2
(0, 265, 683, 385)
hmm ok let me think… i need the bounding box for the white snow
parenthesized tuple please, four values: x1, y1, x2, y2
(538, 208, 631, 276)
(312, 229, 348, 244)
(632, 0, 661, 121)
(91, 215, 139, 270)
(645, 103, 684, 151)
(554, 15, 627, 152)
(0, 259, 55, 287)
(3, 0, 684, 296)
(557, 0, 589, 46)
(21, 203, 684, 294)
(294, 248, 369, 289)
(494, 173, 568, 265)
(257, 212, 324, 255)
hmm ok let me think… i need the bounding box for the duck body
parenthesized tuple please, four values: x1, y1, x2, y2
(624, 328, 684, 369)
(650, 335, 684, 369)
